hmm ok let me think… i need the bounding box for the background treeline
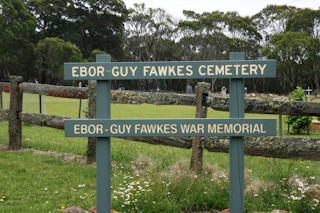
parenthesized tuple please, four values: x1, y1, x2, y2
(1, 1, 320, 94)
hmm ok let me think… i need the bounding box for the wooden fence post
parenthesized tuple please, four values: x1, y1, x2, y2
(8, 76, 23, 150)
(86, 80, 97, 163)
(190, 82, 210, 172)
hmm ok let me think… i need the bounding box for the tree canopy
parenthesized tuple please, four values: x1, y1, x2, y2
(1, 1, 319, 94)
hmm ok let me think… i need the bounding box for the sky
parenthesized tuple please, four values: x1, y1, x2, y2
(123, 0, 319, 18)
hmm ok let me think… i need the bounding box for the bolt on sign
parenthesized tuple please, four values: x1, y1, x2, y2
(64, 53, 277, 213)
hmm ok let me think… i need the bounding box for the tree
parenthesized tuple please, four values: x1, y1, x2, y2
(0, 0, 36, 81)
(26, 0, 128, 59)
(252, 5, 297, 45)
(36, 37, 82, 84)
(124, 3, 178, 90)
(262, 31, 316, 92)
(286, 8, 320, 38)
(88, 49, 108, 62)
(25, 0, 71, 40)
(125, 3, 177, 62)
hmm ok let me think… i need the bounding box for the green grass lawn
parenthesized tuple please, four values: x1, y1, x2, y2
(0, 93, 320, 212)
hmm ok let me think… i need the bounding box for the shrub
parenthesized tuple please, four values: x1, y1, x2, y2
(286, 87, 312, 134)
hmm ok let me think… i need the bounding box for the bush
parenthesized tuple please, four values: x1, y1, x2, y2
(286, 87, 312, 134)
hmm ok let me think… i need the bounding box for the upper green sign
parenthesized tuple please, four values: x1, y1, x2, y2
(64, 60, 276, 80)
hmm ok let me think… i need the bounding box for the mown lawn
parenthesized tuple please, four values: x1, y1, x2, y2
(0, 93, 319, 212)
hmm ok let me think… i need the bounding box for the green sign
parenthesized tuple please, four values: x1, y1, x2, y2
(64, 60, 276, 80)
(64, 118, 276, 137)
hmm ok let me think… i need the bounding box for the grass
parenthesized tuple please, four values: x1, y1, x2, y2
(0, 93, 320, 212)
(0, 151, 96, 212)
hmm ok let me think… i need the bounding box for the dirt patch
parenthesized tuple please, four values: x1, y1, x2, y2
(0, 144, 89, 165)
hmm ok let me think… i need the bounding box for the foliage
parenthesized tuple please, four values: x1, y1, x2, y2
(262, 32, 320, 92)
(286, 87, 312, 134)
(0, 0, 36, 81)
(36, 37, 82, 84)
(26, 0, 128, 59)
(87, 49, 108, 62)
(252, 5, 297, 45)
(1, 2, 320, 94)
(286, 8, 320, 38)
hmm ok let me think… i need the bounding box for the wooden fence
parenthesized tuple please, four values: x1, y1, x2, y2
(1, 76, 320, 162)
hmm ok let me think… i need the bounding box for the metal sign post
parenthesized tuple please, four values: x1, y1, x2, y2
(95, 55, 111, 213)
(229, 52, 245, 212)
(64, 53, 277, 213)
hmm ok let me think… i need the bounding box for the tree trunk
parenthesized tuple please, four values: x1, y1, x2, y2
(86, 80, 97, 164)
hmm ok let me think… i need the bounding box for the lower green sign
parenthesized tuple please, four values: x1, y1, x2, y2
(64, 118, 276, 137)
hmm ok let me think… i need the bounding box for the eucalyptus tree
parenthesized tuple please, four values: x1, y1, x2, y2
(178, 10, 228, 61)
(262, 31, 318, 92)
(36, 37, 82, 84)
(125, 3, 177, 62)
(286, 9, 320, 92)
(286, 8, 320, 38)
(124, 3, 178, 90)
(0, 0, 36, 81)
(26, 0, 128, 59)
(252, 5, 297, 45)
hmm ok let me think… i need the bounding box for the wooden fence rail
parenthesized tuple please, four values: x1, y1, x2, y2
(1, 110, 320, 161)
(1, 77, 320, 162)
(1, 82, 320, 116)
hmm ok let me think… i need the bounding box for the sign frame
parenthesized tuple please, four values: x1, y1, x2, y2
(64, 118, 276, 137)
(64, 53, 277, 213)
(64, 60, 277, 80)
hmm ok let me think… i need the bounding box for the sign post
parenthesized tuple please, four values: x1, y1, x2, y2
(96, 55, 111, 213)
(64, 53, 277, 213)
(229, 52, 245, 212)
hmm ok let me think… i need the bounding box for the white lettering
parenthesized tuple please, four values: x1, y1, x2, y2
(74, 124, 80, 134)
(198, 65, 206, 76)
(258, 64, 267, 75)
(253, 124, 260, 133)
(149, 66, 158, 76)
(112, 66, 119, 77)
(168, 66, 176, 76)
(80, 66, 87, 77)
(186, 65, 193, 76)
(225, 65, 232, 75)
(143, 66, 151, 76)
(158, 66, 167, 76)
(233, 124, 242, 134)
(216, 65, 224, 75)
(130, 66, 137, 76)
(72, 66, 79, 77)
(241, 64, 249, 75)
(249, 64, 258, 75)
(208, 124, 216, 133)
(88, 66, 96, 77)
(234, 64, 240, 75)
(207, 65, 215, 76)
(177, 65, 184, 76)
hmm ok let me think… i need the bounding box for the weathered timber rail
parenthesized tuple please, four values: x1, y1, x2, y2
(1, 82, 320, 116)
(1, 111, 319, 161)
(1, 79, 320, 162)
